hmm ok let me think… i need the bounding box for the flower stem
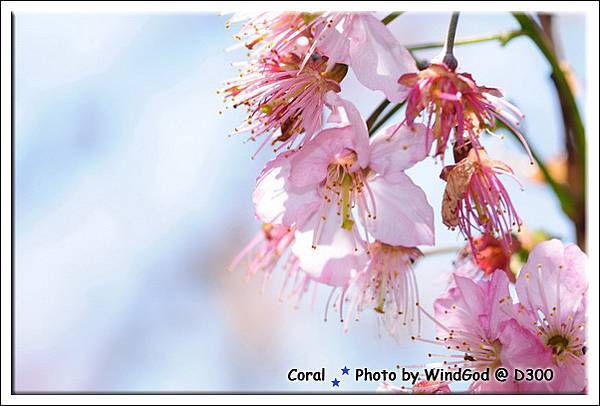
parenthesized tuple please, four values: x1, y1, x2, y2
(366, 99, 391, 131)
(420, 246, 462, 256)
(408, 30, 525, 51)
(369, 101, 406, 136)
(443, 12, 460, 70)
(381, 12, 403, 25)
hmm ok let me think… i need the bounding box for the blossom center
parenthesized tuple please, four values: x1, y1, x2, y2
(547, 334, 570, 356)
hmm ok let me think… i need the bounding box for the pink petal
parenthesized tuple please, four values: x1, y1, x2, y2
(325, 92, 370, 168)
(516, 239, 587, 322)
(346, 14, 417, 103)
(253, 152, 320, 226)
(291, 209, 366, 287)
(289, 126, 356, 188)
(497, 319, 555, 393)
(369, 123, 431, 177)
(362, 173, 434, 246)
(316, 18, 351, 68)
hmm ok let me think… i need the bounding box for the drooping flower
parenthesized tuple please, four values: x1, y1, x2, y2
(440, 147, 522, 256)
(418, 271, 554, 393)
(514, 239, 587, 393)
(345, 243, 422, 335)
(254, 94, 434, 249)
(221, 52, 348, 155)
(398, 63, 531, 159)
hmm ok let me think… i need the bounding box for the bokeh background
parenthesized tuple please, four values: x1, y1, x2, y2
(14, 12, 585, 392)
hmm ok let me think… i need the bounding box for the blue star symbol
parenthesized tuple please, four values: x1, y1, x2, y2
(331, 378, 340, 387)
(341, 366, 350, 375)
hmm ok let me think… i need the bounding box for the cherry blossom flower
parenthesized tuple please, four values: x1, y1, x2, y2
(345, 243, 422, 334)
(252, 97, 434, 331)
(418, 271, 553, 393)
(253, 96, 434, 252)
(440, 147, 522, 256)
(291, 234, 427, 335)
(221, 52, 348, 155)
(398, 63, 531, 159)
(514, 239, 587, 393)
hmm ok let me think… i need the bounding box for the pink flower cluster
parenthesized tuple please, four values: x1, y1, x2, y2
(221, 12, 587, 393)
(418, 239, 587, 393)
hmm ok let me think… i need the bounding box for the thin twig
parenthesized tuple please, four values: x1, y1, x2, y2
(420, 246, 462, 256)
(381, 11, 403, 25)
(408, 30, 525, 51)
(366, 99, 391, 131)
(369, 101, 406, 136)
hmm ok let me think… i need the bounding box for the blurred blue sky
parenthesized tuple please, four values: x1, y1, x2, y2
(14, 12, 585, 392)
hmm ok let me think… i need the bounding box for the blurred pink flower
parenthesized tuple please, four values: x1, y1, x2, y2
(228, 223, 298, 289)
(514, 239, 587, 393)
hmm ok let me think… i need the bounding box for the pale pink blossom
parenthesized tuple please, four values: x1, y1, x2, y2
(253, 96, 434, 249)
(514, 239, 587, 393)
(345, 243, 422, 335)
(291, 234, 426, 334)
(267, 100, 434, 330)
(292, 224, 368, 322)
